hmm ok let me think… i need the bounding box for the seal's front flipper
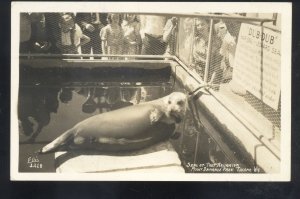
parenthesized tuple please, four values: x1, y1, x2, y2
(149, 108, 164, 124)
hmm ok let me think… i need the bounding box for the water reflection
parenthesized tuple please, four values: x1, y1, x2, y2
(77, 87, 141, 113)
(59, 88, 73, 104)
(18, 86, 60, 143)
(18, 85, 169, 142)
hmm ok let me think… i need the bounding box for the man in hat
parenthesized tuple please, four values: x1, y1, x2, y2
(56, 13, 90, 54)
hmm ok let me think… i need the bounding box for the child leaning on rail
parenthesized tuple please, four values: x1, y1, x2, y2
(121, 14, 142, 58)
(163, 17, 178, 56)
(190, 18, 223, 89)
(190, 18, 210, 79)
(100, 13, 124, 59)
(216, 21, 236, 83)
(56, 13, 90, 55)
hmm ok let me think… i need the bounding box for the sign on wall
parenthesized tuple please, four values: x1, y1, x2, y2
(233, 23, 281, 110)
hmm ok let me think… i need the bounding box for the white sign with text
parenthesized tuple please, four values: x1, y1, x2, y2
(233, 23, 281, 110)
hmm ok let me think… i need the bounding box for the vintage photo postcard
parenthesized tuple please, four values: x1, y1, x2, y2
(11, 2, 291, 181)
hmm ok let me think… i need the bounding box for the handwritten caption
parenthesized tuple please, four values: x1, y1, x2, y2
(186, 162, 261, 173)
(27, 156, 43, 169)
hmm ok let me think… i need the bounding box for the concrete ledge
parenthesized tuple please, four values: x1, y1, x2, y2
(55, 141, 185, 173)
(20, 58, 172, 69)
(170, 61, 280, 173)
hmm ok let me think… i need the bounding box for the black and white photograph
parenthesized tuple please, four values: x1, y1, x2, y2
(11, 2, 291, 181)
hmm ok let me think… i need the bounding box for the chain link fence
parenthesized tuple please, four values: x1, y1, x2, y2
(175, 14, 281, 147)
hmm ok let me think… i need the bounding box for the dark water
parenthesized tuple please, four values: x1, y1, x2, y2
(18, 83, 174, 172)
(18, 67, 251, 173)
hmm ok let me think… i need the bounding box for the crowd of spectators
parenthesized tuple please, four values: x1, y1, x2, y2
(20, 12, 237, 83)
(19, 12, 177, 58)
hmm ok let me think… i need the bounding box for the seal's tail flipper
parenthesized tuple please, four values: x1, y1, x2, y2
(38, 128, 75, 154)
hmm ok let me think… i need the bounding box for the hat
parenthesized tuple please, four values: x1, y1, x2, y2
(60, 14, 75, 31)
(214, 21, 227, 39)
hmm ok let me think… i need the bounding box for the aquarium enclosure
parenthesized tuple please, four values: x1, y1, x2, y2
(18, 12, 281, 174)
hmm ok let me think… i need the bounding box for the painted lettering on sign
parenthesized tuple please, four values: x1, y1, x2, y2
(233, 23, 281, 110)
(248, 27, 275, 44)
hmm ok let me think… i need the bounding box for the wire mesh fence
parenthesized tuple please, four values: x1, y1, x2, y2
(175, 14, 281, 146)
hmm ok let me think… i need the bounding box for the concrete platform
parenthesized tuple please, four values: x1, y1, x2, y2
(55, 141, 185, 173)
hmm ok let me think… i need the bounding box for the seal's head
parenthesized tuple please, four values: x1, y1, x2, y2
(164, 92, 187, 124)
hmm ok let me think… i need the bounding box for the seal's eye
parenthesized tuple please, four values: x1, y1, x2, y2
(168, 100, 171, 104)
(177, 100, 184, 106)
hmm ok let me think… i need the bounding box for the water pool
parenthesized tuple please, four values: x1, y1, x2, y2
(18, 60, 254, 173)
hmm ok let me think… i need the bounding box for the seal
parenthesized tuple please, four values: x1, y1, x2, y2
(39, 92, 187, 153)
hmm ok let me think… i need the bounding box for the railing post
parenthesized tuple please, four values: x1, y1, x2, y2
(260, 21, 265, 116)
(203, 18, 214, 83)
(188, 18, 196, 65)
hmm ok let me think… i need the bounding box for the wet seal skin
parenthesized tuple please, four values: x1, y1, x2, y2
(39, 92, 187, 153)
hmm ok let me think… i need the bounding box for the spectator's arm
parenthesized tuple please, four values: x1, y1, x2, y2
(100, 27, 108, 54)
(78, 34, 90, 47)
(163, 17, 177, 43)
(101, 40, 107, 55)
(91, 13, 100, 24)
(76, 13, 95, 32)
(75, 13, 87, 30)
(134, 23, 142, 45)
